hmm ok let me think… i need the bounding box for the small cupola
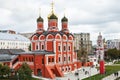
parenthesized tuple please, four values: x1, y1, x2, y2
(48, 13, 58, 20)
(61, 16, 68, 22)
(37, 16, 43, 22)
(61, 16, 69, 33)
(36, 9, 44, 33)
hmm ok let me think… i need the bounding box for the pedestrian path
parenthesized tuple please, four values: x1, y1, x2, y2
(102, 71, 120, 80)
(32, 67, 99, 80)
(55, 67, 99, 80)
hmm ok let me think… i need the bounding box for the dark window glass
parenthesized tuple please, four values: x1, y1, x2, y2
(59, 57, 60, 62)
(42, 58, 44, 64)
(52, 58, 54, 62)
(42, 45, 44, 49)
(48, 58, 50, 62)
(64, 46, 66, 51)
(58, 46, 61, 51)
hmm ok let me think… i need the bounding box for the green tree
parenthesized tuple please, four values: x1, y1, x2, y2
(118, 50, 120, 59)
(0, 64, 2, 76)
(28, 44, 31, 51)
(106, 48, 119, 61)
(0, 65, 10, 78)
(18, 63, 32, 80)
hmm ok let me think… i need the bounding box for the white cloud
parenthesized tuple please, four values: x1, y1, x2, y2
(0, 0, 120, 44)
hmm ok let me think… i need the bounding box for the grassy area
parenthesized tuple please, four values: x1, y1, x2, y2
(0, 77, 42, 80)
(114, 61, 120, 64)
(82, 65, 120, 80)
(115, 77, 120, 80)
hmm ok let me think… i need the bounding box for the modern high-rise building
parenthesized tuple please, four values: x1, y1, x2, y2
(74, 33, 92, 54)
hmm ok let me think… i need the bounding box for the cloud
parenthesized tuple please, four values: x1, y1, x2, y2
(0, 0, 120, 43)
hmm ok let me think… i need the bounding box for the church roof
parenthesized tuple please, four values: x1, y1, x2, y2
(0, 33, 30, 41)
(0, 54, 18, 62)
(14, 50, 55, 55)
(0, 49, 25, 54)
(32, 31, 73, 38)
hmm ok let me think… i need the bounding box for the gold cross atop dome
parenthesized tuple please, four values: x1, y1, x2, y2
(51, 0, 54, 14)
(39, 8, 41, 17)
(48, 0, 57, 19)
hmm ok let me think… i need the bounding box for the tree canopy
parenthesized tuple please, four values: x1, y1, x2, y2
(106, 48, 120, 61)
(0, 64, 10, 78)
(18, 63, 32, 80)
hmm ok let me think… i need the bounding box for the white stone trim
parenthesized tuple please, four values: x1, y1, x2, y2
(54, 55, 56, 64)
(45, 54, 55, 56)
(45, 40, 47, 50)
(54, 40, 56, 53)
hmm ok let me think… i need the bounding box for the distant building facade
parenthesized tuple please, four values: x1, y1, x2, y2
(19, 32, 33, 39)
(0, 30, 16, 34)
(0, 33, 30, 51)
(74, 33, 92, 54)
(106, 39, 120, 50)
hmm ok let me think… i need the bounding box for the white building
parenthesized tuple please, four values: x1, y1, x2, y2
(0, 33, 30, 51)
(106, 39, 120, 50)
(88, 54, 98, 66)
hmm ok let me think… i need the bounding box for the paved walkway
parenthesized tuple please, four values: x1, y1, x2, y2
(32, 67, 99, 80)
(102, 71, 120, 80)
(55, 67, 98, 80)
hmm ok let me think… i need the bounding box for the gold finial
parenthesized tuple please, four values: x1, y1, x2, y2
(51, 0, 54, 14)
(39, 8, 41, 17)
(64, 8, 66, 16)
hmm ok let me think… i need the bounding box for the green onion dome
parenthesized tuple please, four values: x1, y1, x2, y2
(37, 16, 43, 22)
(49, 13, 58, 19)
(61, 16, 68, 22)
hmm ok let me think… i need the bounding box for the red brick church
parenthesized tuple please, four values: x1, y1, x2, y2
(29, 2, 81, 79)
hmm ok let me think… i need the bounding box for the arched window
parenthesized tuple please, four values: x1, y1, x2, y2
(41, 44, 44, 50)
(36, 45, 38, 50)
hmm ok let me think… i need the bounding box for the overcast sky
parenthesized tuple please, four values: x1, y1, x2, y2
(0, 0, 120, 44)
